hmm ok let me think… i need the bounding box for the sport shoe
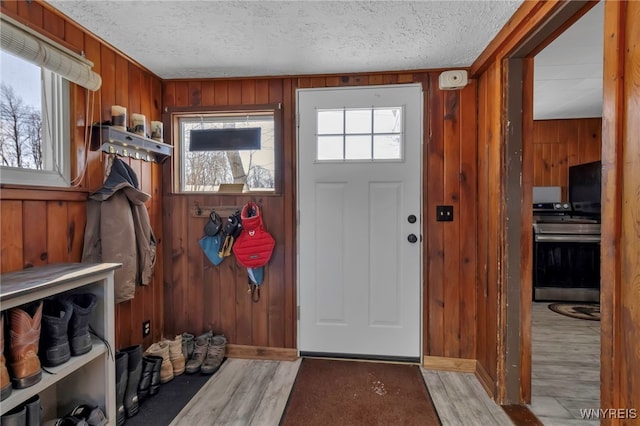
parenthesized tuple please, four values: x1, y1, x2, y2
(69, 404, 108, 426)
(184, 332, 211, 374)
(200, 335, 226, 375)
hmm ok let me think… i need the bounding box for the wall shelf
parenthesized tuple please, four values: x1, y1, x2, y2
(91, 126, 173, 163)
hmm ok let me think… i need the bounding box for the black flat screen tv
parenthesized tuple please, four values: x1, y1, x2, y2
(568, 160, 601, 216)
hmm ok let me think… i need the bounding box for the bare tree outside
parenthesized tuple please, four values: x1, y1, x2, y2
(180, 113, 275, 192)
(0, 83, 42, 169)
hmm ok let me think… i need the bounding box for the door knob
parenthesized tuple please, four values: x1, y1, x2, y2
(407, 234, 418, 243)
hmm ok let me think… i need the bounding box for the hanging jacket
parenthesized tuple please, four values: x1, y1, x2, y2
(82, 158, 156, 303)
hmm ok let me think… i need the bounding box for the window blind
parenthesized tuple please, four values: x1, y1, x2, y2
(0, 15, 102, 91)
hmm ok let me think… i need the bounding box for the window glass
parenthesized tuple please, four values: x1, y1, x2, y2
(316, 107, 403, 162)
(0, 49, 70, 186)
(176, 111, 276, 192)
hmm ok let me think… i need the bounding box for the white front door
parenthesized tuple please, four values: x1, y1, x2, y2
(297, 84, 422, 359)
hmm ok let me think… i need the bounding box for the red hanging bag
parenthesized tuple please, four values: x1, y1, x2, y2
(232, 202, 275, 268)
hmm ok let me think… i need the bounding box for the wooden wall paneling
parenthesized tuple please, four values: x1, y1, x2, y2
(174, 82, 190, 108)
(520, 57, 534, 404)
(458, 81, 478, 360)
(248, 201, 268, 348)
(17, 0, 43, 26)
(621, 0, 640, 415)
(443, 89, 462, 358)
(241, 80, 256, 104)
(83, 35, 104, 191)
(186, 195, 206, 335)
(265, 196, 285, 348)
(42, 7, 64, 41)
(426, 73, 445, 357)
(163, 82, 176, 110)
(151, 163, 164, 344)
(218, 199, 238, 342)
(1, 1, 18, 15)
(128, 63, 142, 124)
(476, 69, 490, 385)
(141, 72, 152, 123)
(234, 201, 255, 345)
(113, 55, 129, 109)
(601, 1, 625, 419)
(0, 201, 23, 272)
(282, 78, 297, 349)
(228, 81, 242, 105)
(167, 196, 188, 334)
(188, 81, 202, 107)
(255, 80, 270, 104)
(100, 47, 116, 122)
(45, 201, 68, 264)
(214, 81, 229, 105)
(22, 201, 48, 268)
(199, 81, 215, 106)
(66, 201, 86, 262)
(64, 21, 84, 53)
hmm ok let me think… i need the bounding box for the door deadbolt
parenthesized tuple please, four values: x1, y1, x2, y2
(407, 214, 417, 223)
(407, 234, 418, 243)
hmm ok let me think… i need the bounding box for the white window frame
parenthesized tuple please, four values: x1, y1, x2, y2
(0, 62, 71, 187)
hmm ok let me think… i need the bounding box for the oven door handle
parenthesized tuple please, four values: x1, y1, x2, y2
(535, 234, 601, 243)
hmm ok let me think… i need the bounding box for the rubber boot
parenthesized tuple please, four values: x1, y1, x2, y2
(8, 301, 42, 389)
(181, 332, 194, 362)
(201, 335, 226, 375)
(184, 332, 210, 374)
(167, 335, 185, 376)
(137, 355, 161, 401)
(24, 394, 41, 426)
(40, 297, 73, 367)
(1, 315, 12, 402)
(114, 351, 128, 426)
(148, 356, 162, 396)
(1, 404, 26, 426)
(121, 345, 143, 418)
(144, 342, 173, 383)
(66, 294, 97, 356)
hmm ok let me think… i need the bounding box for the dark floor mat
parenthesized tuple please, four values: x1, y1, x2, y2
(125, 369, 215, 426)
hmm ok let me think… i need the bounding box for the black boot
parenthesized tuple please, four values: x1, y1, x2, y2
(137, 355, 161, 401)
(122, 345, 142, 418)
(1, 404, 26, 426)
(149, 356, 162, 396)
(66, 294, 97, 356)
(40, 297, 73, 367)
(24, 394, 41, 426)
(115, 351, 128, 426)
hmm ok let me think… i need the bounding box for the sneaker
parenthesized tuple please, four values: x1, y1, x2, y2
(69, 405, 108, 426)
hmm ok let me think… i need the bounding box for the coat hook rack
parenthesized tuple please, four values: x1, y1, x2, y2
(191, 205, 241, 218)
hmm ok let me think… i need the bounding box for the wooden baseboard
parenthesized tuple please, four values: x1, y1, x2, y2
(422, 356, 477, 373)
(226, 344, 298, 361)
(474, 360, 496, 400)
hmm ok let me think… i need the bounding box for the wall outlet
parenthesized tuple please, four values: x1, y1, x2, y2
(436, 205, 454, 222)
(142, 320, 151, 337)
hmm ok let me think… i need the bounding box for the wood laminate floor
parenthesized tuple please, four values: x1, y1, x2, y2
(170, 357, 513, 426)
(167, 305, 600, 426)
(528, 302, 600, 425)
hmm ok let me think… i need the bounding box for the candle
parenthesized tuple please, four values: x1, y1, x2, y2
(111, 105, 127, 130)
(132, 113, 146, 136)
(151, 121, 163, 142)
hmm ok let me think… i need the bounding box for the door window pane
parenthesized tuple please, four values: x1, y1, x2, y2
(317, 136, 343, 160)
(316, 106, 403, 162)
(345, 135, 371, 160)
(317, 110, 343, 134)
(345, 109, 371, 134)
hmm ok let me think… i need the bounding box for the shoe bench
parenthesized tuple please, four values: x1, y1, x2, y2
(1, 263, 119, 424)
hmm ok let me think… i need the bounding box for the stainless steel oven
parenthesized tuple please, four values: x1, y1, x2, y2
(533, 220, 601, 302)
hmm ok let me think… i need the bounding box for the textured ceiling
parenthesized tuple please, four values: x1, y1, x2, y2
(47, 0, 601, 119)
(47, 0, 523, 79)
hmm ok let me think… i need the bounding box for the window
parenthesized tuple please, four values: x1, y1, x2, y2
(174, 109, 277, 193)
(316, 107, 403, 161)
(0, 49, 70, 187)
